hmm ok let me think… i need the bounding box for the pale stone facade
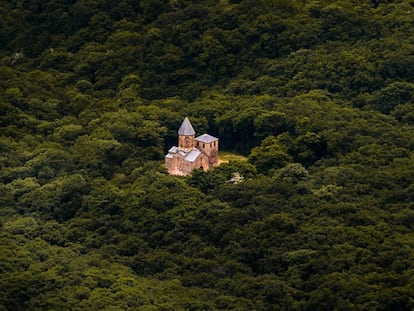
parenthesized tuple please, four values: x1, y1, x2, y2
(165, 117, 219, 176)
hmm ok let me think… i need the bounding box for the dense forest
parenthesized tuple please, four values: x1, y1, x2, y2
(1, 0, 413, 309)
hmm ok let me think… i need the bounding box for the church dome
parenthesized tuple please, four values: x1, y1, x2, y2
(178, 117, 195, 136)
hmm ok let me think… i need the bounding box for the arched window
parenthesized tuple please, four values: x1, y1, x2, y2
(184, 137, 190, 148)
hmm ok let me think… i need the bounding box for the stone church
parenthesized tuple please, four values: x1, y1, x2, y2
(165, 117, 219, 176)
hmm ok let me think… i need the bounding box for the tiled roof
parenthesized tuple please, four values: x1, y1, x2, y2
(185, 149, 201, 162)
(165, 146, 187, 159)
(195, 133, 218, 143)
(178, 117, 195, 136)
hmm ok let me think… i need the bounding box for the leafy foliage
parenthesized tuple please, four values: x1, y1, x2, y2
(1, 0, 414, 309)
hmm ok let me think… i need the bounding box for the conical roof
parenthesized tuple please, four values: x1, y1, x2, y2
(178, 117, 195, 135)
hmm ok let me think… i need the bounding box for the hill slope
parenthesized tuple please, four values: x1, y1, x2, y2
(1, 0, 413, 309)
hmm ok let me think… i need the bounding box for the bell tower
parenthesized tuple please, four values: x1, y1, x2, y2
(178, 117, 195, 152)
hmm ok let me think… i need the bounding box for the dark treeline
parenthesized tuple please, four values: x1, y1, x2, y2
(1, 0, 413, 310)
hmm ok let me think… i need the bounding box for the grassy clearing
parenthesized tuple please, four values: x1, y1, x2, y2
(218, 151, 248, 164)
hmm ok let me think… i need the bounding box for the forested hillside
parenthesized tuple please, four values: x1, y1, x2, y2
(1, 0, 413, 309)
